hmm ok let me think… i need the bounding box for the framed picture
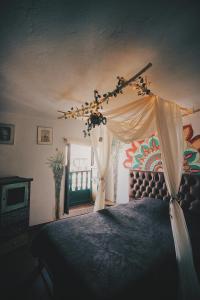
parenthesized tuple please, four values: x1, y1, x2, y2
(0, 123, 15, 144)
(37, 126, 53, 145)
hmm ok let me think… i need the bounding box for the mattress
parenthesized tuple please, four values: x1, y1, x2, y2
(31, 198, 200, 300)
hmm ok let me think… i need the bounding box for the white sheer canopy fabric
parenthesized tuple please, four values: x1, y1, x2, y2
(155, 97, 200, 299)
(90, 125, 113, 212)
(106, 96, 156, 142)
(105, 95, 192, 143)
(91, 94, 199, 299)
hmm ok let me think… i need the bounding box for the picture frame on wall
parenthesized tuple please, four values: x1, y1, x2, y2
(0, 123, 15, 144)
(37, 126, 53, 145)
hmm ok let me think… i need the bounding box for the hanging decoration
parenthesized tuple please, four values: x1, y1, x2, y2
(58, 63, 152, 137)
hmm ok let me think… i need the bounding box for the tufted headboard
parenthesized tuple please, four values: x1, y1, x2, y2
(129, 170, 200, 215)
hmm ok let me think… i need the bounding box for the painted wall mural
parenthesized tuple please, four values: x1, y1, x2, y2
(123, 124, 200, 175)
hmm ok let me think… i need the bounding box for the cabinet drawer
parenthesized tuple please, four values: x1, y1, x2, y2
(0, 207, 29, 228)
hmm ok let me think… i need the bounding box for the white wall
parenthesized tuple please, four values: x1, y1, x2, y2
(116, 144, 129, 204)
(0, 112, 85, 226)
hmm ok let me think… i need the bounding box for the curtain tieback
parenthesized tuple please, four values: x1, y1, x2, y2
(99, 177, 105, 191)
(169, 195, 180, 219)
(170, 195, 179, 203)
(170, 196, 175, 203)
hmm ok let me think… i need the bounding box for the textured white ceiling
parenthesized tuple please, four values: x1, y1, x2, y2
(0, 0, 200, 118)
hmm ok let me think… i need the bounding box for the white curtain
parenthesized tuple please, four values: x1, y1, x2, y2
(106, 95, 192, 143)
(105, 161, 115, 203)
(98, 94, 199, 299)
(155, 96, 200, 300)
(106, 96, 156, 142)
(90, 125, 113, 212)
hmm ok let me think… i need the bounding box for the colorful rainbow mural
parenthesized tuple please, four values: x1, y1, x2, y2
(123, 124, 200, 175)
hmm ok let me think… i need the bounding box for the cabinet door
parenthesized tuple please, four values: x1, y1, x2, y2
(1, 182, 28, 213)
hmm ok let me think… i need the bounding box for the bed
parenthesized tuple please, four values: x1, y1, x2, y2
(31, 171, 200, 300)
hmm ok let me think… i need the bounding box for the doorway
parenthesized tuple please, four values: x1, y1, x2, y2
(64, 143, 94, 213)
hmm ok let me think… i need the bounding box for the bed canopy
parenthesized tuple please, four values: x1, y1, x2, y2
(90, 94, 200, 300)
(59, 64, 200, 299)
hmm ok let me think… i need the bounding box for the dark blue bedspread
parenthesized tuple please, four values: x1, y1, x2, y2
(31, 198, 200, 300)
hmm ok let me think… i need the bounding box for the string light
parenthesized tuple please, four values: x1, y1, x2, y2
(58, 63, 152, 137)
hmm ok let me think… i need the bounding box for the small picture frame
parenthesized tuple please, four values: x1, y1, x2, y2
(37, 126, 53, 145)
(0, 123, 15, 144)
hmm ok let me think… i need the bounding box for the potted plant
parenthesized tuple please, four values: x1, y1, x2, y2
(47, 149, 65, 220)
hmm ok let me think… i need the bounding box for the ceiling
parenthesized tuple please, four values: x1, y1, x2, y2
(0, 0, 200, 118)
